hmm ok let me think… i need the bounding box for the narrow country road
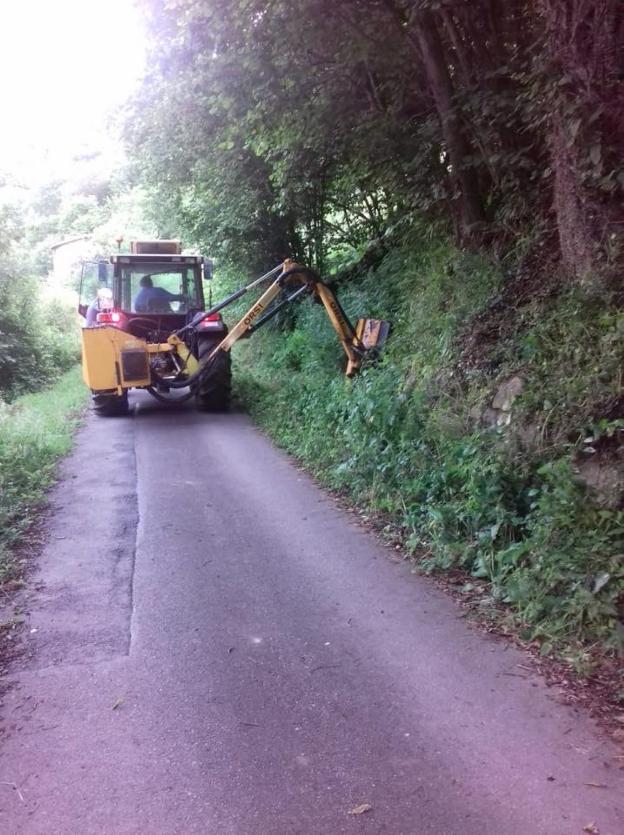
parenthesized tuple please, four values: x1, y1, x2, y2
(1, 392, 623, 835)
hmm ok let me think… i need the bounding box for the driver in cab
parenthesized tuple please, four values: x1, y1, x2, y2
(134, 275, 185, 313)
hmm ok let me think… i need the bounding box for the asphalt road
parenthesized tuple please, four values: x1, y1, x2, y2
(1, 391, 623, 834)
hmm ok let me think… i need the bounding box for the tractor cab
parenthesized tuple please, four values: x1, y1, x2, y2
(79, 238, 231, 416)
(79, 240, 211, 340)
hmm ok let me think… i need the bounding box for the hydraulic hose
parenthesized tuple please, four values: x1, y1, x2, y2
(149, 352, 219, 389)
(146, 386, 196, 405)
(276, 265, 320, 285)
(175, 263, 284, 336)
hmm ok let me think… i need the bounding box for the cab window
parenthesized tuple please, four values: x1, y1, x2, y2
(79, 261, 112, 309)
(119, 264, 199, 313)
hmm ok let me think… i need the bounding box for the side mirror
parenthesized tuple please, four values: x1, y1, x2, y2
(203, 259, 214, 281)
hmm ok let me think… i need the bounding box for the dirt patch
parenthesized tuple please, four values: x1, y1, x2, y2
(575, 418, 624, 508)
(456, 236, 562, 375)
(576, 449, 624, 508)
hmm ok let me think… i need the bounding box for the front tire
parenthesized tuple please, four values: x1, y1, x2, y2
(196, 341, 231, 412)
(92, 390, 129, 417)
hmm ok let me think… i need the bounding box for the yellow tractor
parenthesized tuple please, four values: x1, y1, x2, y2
(79, 241, 389, 416)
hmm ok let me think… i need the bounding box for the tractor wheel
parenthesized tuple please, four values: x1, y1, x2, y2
(196, 341, 231, 412)
(92, 390, 129, 417)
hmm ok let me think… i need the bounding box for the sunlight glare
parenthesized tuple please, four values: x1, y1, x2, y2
(0, 0, 145, 176)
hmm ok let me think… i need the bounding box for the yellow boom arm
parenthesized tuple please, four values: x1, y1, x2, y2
(198, 260, 389, 377)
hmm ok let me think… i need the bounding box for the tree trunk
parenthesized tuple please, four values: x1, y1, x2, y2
(380, 0, 485, 241)
(411, 8, 485, 240)
(541, 0, 624, 282)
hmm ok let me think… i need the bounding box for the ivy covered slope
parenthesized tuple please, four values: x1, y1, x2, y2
(234, 235, 624, 661)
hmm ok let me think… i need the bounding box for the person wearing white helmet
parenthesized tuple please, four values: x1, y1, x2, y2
(84, 286, 113, 326)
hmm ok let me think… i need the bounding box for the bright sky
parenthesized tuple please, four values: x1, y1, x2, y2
(0, 0, 146, 184)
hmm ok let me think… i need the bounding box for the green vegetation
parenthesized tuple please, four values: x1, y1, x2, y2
(1, 157, 153, 403)
(0, 367, 88, 581)
(129, 1, 622, 283)
(0, 0, 619, 675)
(0, 180, 88, 401)
(232, 234, 624, 663)
(0, 273, 80, 400)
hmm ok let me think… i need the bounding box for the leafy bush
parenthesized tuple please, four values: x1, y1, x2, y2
(0, 271, 80, 400)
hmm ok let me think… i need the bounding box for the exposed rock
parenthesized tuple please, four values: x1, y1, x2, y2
(492, 376, 524, 411)
(575, 450, 624, 508)
(471, 376, 525, 429)
(479, 407, 500, 428)
(516, 422, 541, 450)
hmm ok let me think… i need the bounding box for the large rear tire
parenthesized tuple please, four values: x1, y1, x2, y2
(196, 341, 231, 412)
(92, 390, 129, 417)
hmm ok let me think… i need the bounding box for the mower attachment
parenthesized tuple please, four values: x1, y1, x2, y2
(356, 318, 390, 352)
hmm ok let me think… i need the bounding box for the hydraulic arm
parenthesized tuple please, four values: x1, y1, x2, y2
(178, 260, 389, 377)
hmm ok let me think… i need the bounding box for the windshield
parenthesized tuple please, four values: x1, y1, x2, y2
(119, 263, 199, 313)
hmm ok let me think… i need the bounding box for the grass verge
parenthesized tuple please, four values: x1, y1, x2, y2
(0, 366, 88, 581)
